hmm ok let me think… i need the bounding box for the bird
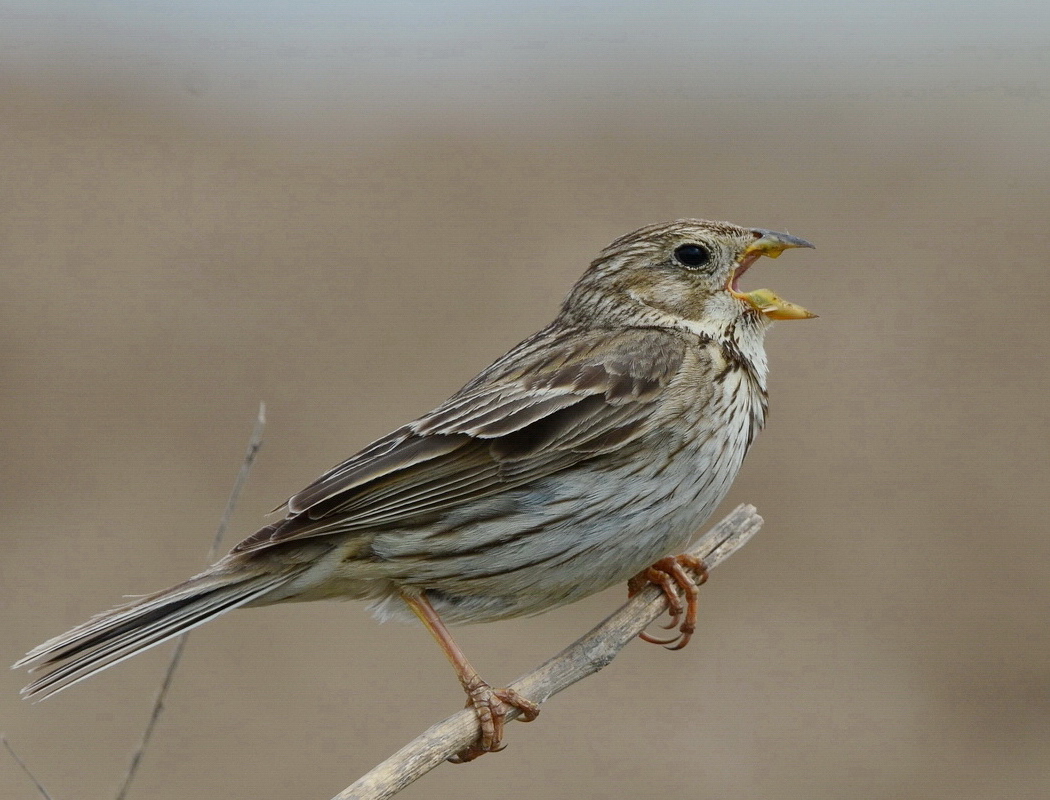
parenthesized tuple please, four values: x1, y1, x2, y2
(15, 218, 815, 760)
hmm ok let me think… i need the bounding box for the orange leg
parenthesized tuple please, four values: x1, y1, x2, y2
(401, 590, 539, 762)
(628, 554, 709, 651)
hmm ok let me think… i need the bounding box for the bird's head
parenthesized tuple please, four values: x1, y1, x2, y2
(561, 219, 815, 336)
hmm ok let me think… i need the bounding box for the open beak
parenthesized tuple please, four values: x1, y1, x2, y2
(728, 229, 816, 320)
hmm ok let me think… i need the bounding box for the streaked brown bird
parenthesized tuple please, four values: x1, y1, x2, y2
(16, 219, 815, 760)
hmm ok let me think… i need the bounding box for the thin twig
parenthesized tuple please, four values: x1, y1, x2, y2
(203, 402, 267, 564)
(113, 402, 266, 800)
(2, 734, 56, 800)
(334, 503, 764, 800)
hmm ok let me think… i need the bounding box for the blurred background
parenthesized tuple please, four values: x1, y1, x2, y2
(3, 2, 1048, 798)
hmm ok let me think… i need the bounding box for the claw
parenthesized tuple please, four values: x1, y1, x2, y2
(638, 630, 683, 646)
(449, 684, 540, 763)
(629, 554, 709, 651)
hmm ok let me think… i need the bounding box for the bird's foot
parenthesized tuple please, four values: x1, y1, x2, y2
(628, 554, 709, 650)
(450, 683, 540, 763)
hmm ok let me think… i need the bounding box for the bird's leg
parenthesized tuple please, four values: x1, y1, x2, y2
(400, 590, 539, 763)
(628, 554, 709, 650)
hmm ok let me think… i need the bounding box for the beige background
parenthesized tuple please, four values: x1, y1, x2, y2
(3, 6, 1049, 799)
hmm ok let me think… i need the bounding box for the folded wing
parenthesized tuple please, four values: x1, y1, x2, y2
(233, 327, 687, 553)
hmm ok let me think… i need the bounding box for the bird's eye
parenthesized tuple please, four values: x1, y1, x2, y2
(673, 243, 711, 269)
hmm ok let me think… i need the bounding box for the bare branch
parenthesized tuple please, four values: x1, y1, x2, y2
(334, 503, 764, 800)
(2, 734, 57, 800)
(114, 402, 266, 800)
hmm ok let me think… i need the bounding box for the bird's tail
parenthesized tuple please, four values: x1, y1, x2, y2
(14, 567, 302, 701)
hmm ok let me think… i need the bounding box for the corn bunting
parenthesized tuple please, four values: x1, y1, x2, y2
(17, 219, 815, 759)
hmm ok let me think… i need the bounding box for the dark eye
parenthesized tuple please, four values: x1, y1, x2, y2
(673, 243, 711, 269)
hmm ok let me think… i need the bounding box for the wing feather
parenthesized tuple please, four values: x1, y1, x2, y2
(233, 327, 686, 553)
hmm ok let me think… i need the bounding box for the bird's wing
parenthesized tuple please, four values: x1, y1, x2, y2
(232, 326, 688, 553)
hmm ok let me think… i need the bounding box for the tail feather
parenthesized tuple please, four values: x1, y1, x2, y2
(15, 570, 300, 701)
